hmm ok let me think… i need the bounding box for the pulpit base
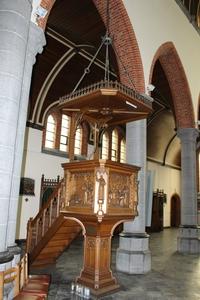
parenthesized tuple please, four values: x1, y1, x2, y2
(77, 276, 120, 298)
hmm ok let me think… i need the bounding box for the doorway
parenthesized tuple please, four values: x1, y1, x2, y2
(170, 194, 181, 227)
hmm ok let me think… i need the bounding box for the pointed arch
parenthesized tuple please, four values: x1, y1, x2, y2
(38, 0, 145, 92)
(149, 42, 195, 128)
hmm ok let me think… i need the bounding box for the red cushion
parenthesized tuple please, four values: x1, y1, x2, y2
(28, 275, 50, 284)
(20, 289, 47, 298)
(22, 284, 48, 297)
(14, 293, 44, 300)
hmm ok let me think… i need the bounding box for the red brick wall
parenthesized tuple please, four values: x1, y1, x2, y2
(37, 0, 56, 29)
(149, 42, 195, 128)
(92, 0, 144, 92)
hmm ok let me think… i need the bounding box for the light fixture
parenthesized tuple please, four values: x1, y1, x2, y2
(126, 100, 137, 109)
(35, 6, 48, 18)
(147, 84, 156, 92)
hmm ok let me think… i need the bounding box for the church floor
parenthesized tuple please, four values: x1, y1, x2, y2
(31, 228, 200, 300)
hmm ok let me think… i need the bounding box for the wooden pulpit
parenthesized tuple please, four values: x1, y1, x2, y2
(61, 159, 140, 296)
(59, 80, 152, 296)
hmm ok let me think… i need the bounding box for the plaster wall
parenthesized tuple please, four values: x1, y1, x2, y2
(124, 0, 200, 121)
(147, 160, 181, 227)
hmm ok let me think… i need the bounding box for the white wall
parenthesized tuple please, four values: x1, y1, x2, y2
(147, 160, 181, 227)
(16, 127, 67, 239)
(124, 0, 200, 121)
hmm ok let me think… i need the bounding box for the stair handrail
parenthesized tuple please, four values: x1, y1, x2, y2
(26, 178, 65, 253)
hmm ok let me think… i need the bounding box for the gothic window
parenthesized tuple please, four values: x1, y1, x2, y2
(120, 138, 126, 163)
(74, 125, 82, 155)
(45, 114, 56, 149)
(60, 114, 70, 152)
(101, 132, 109, 159)
(111, 129, 118, 161)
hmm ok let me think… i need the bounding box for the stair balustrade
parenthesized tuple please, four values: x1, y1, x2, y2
(26, 179, 65, 254)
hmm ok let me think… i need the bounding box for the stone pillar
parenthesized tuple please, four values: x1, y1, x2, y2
(0, 0, 32, 264)
(177, 128, 200, 253)
(6, 23, 46, 259)
(116, 120, 151, 274)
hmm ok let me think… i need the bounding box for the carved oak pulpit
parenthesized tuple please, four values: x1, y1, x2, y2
(59, 80, 153, 297)
(61, 159, 140, 296)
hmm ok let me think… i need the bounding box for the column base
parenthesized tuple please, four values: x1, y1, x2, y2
(0, 250, 13, 264)
(177, 226, 200, 254)
(8, 245, 21, 255)
(116, 233, 151, 274)
(8, 245, 22, 264)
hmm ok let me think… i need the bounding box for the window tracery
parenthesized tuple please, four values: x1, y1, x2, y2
(45, 114, 56, 149)
(101, 132, 109, 160)
(60, 114, 70, 152)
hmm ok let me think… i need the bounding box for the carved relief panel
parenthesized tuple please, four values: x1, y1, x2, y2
(108, 170, 138, 215)
(66, 171, 94, 209)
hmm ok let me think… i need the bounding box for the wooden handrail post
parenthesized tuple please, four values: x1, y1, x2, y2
(56, 190, 61, 217)
(15, 265, 20, 297)
(42, 209, 46, 237)
(49, 199, 53, 227)
(35, 219, 39, 244)
(26, 218, 33, 253)
(0, 271, 3, 300)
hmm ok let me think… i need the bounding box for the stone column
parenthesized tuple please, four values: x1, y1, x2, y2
(0, 0, 33, 264)
(177, 128, 200, 253)
(6, 23, 46, 259)
(116, 120, 151, 274)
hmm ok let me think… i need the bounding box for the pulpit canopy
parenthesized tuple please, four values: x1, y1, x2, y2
(58, 80, 153, 126)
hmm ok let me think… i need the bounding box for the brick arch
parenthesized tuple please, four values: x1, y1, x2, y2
(38, 0, 145, 92)
(149, 42, 195, 128)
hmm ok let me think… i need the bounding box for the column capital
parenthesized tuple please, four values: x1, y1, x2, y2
(28, 22, 46, 64)
(177, 128, 199, 143)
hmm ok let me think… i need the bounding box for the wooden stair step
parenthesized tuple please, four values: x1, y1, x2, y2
(31, 257, 55, 267)
(40, 246, 65, 254)
(47, 240, 71, 247)
(62, 220, 80, 226)
(56, 226, 81, 233)
(51, 233, 77, 240)
(27, 199, 81, 267)
(37, 251, 62, 259)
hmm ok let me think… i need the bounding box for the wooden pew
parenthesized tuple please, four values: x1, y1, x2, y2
(14, 295, 44, 300)
(0, 266, 20, 300)
(0, 254, 50, 300)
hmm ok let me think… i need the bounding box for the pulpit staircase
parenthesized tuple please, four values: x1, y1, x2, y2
(26, 179, 81, 268)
